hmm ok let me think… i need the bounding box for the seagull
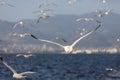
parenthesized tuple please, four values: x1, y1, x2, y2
(67, 0, 77, 4)
(76, 18, 94, 22)
(96, 9, 112, 18)
(13, 33, 30, 38)
(0, 1, 14, 7)
(33, 9, 52, 14)
(117, 38, 120, 42)
(0, 56, 36, 79)
(106, 68, 120, 77)
(16, 54, 35, 58)
(39, 2, 57, 8)
(76, 18, 102, 24)
(102, 0, 107, 4)
(34, 10, 52, 23)
(33, 9, 53, 23)
(27, 23, 101, 53)
(1, 47, 8, 53)
(13, 21, 24, 29)
(37, 12, 50, 23)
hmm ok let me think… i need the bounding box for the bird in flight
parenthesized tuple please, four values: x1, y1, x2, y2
(95, 9, 112, 18)
(0, 1, 14, 7)
(13, 21, 24, 29)
(16, 54, 35, 58)
(26, 23, 102, 53)
(0, 56, 36, 79)
(39, 2, 57, 8)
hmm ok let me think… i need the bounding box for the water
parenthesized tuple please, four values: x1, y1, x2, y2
(0, 53, 120, 80)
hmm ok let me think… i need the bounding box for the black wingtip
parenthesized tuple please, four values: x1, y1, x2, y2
(31, 34, 38, 39)
(62, 38, 67, 43)
(0, 56, 3, 61)
(94, 24, 102, 31)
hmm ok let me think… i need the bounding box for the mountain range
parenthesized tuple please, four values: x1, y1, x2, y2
(0, 12, 120, 49)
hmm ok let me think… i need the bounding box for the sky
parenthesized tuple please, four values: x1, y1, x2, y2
(0, 0, 120, 21)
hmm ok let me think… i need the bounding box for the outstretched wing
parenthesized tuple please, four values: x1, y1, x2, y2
(30, 34, 64, 48)
(6, 3, 14, 7)
(2, 61, 17, 74)
(71, 24, 101, 47)
(20, 71, 36, 75)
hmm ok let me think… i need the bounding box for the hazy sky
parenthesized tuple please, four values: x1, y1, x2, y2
(0, 0, 120, 21)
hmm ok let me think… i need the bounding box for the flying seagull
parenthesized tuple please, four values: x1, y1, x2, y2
(39, 2, 57, 8)
(67, 0, 77, 4)
(0, 1, 14, 7)
(13, 21, 24, 29)
(16, 54, 35, 58)
(96, 9, 112, 18)
(13, 33, 31, 38)
(76, 18, 94, 22)
(28, 23, 102, 53)
(0, 56, 36, 79)
(102, 0, 107, 4)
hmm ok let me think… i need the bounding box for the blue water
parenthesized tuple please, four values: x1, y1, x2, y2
(0, 53, 120, 80)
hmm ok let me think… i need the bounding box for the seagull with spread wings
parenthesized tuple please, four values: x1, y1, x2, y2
(28, 23, 102, 53)
(0, 1, 14, 7)
(0, 56, 36, 79)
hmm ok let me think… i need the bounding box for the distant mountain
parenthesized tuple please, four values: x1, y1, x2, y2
(0, 12, 120, 49)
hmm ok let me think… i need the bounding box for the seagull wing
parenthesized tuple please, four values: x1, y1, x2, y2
(13, 23, 18, 29)
(2, 61, 17, 74)
(19, 71, 36, 75)
(6, 3, 14, 7)
(71, 24, 101, 48)
(30, 34, 64, 48)
(16, 54, 22, 57)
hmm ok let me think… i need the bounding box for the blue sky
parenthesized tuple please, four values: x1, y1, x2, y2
(0, 0, 120, 21)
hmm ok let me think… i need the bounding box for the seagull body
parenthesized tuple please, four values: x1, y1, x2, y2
(29, 23, 101, 53)
(16, 54, 35, 58)
(0, 56, 36, 79)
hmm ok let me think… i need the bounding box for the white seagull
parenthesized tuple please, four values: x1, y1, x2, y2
(16, 54, 35, 58)
(28, 24, 101, 53)
(0, 1, 14, 7)
(96, 9, 112, 18)
(0, 56, 36, 79)
(76, 18, 94, 22)
(13, 33, 31, 38)
(39, 2, 57, 8)
(33, 9, 53, 23)
(67, 0, 77, 4)
(102, 0, 107, 4)
(13, 21, 24, 29)
(36, 11, 50, 23)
